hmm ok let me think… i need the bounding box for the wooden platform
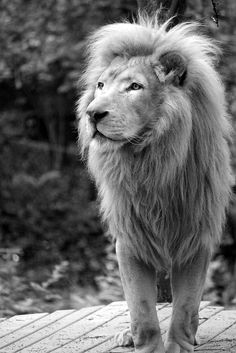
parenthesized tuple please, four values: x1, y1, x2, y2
(0, 301, 235, 352)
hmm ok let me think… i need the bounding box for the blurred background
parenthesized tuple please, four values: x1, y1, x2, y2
(0, 0, 235, 317)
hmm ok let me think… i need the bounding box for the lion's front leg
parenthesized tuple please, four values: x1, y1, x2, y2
(165, 246, 211, 353)
(116, 239, 165, 353)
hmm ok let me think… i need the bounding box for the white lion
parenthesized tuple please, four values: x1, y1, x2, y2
(78, 14, 233, 353)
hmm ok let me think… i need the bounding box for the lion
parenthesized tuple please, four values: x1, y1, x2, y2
(77, 14, 233, 353)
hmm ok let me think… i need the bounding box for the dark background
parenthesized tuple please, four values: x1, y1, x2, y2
(0, 0, 235, 317)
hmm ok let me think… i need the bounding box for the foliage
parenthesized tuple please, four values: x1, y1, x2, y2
(0, 129, 113, 316)
(0, 257, 102, 317)
(0, 0, 137, 169)
(0, 140, 106, 283)
(0, 1, 235, 153)
(0, 0, 235, 316)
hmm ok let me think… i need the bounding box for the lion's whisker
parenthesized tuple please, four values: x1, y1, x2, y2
(125, 135, 141, 145)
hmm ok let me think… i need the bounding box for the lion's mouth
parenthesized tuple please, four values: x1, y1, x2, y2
(92, 129, 126, 143)
(92, 129, 115, 142)
(92, 130, 105, 139)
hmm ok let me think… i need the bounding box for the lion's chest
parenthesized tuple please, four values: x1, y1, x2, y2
(99, 171, 172, 266)
(89, 146, 197, 268)
(92, 147, 163, 231)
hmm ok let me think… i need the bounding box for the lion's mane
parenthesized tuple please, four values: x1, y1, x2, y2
(78, 15, 233, 268)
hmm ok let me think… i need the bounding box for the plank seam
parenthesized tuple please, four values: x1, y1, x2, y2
(48, 304, 168, 352)
(46, 309, 129, 353)
(195, 321, 236, 351)
(198, 307, 224, 325)
(54, 304, 170, 352)
(0, 307, 101, 352)
(0, 313, 49, 340)
(0, 311, 77, 350)
(10, 306, 103, 353)
(159, 302, 214, 326)
(62, 302, 213, 352)
(49, 303, 210, 353)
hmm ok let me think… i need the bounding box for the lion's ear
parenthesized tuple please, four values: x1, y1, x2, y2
(159, 52, 187, 86)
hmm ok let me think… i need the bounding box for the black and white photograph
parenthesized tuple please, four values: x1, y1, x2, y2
(0, 0, 235, 352)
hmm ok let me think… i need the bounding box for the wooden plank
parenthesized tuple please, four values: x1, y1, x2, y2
(54, 312, 129, 353)
(105, 345, 134, 353)
(198, 305, 223, 324)
(158, 304, 172, 322)
(158, 301, 210, 326)
(194, 348, 223, 353)
(54, 335, 115, 353)
(16, 303, 127, 352)
(195, 310, 236, 350)
(83, 304, 226, 353)
(230, 345, 236, 353)
(0, 311, 75, 349)
(56, 302, 211, 353)
(195, 321, 236, 351)
(0, 313, 48, 339)
(199, 301, 211, 310)
(85, 303, 170, 353)
(160, 302, 219, 342)
(0, 306, 102, 353)
(53, 304, 169, 353)
(0, 301, 234, 353)
(197, 340, 236, 352)
(159, 301, 211, 326)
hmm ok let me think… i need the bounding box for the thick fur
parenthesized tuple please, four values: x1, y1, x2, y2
(78, 15, 232, 270)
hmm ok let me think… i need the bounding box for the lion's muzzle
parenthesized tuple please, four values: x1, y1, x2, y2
(86, 107, 109, 124)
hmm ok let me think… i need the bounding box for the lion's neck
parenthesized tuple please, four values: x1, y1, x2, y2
(88, 141, 183, 227)
(89, 137, 186, 189)
(89, 143, 171, 192)
(88, 142, 185, 268)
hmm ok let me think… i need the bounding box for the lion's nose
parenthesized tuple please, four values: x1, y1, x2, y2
(87, 110, 108, 123)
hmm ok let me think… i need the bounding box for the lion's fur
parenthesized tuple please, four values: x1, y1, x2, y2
(78, 15, 233, 269)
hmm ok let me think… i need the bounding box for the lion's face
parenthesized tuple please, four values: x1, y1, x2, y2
(85, 58, 163, 145)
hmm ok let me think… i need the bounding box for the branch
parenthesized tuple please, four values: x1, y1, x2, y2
(211, 0, 219, 27)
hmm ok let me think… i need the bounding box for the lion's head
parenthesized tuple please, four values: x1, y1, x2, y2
(82, 51, 188, 148)
(77, 16, 233, 268)
(78, 28, 193, 155)
(86, 57, 161, 143)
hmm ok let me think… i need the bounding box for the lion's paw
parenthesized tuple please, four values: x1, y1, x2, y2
(165, 341, 193, 353)
(114, 329, 134, 347)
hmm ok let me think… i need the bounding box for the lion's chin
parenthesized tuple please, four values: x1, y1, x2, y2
(92, 129, 126, 144)
(92, 130, 107, 141)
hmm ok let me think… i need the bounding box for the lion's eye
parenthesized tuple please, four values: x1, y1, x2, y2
(97, 82, 104, 89)
(129, 83, 143, 90)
